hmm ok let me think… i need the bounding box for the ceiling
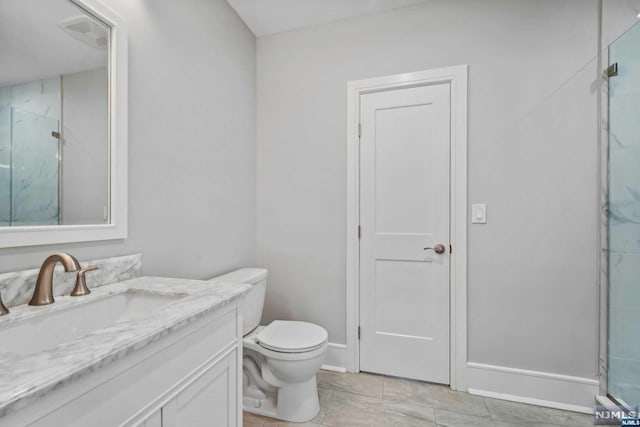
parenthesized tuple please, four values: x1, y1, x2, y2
(226, 0, 431, 37)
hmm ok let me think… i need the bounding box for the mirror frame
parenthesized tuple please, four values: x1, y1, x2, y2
(0, 0, 127, 248)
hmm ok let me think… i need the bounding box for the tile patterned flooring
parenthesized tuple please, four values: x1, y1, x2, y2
(243, 370, 593, 427)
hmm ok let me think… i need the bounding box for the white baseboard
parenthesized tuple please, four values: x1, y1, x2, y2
(467, 362, 599, 414)
(321, 343, 347, 373)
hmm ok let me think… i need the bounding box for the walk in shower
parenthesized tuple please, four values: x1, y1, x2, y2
(605, 17, 640, 410)
(0, 78, 62, 226)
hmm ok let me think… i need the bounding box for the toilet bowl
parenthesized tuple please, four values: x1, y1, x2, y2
(209, 268, 328, 422)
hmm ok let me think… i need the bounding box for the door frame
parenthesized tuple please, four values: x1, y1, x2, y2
(345, 65, 468, 391)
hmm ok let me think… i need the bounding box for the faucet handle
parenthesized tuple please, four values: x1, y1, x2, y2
(0, 291, 8, 316)
(71, 266, 99, 297)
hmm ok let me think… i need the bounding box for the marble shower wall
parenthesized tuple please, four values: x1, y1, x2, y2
(10, 109, 60, 225)
(607, 21, 640, 406)
(0, 77, 61, 226)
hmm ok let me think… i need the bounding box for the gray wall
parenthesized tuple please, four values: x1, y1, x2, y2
(256, 0, 600, 378)
(0, 0, 257, 279)
(62, 67, 109, 225)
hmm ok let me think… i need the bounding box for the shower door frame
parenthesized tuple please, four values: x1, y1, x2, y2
(596, 0, 607, 398)
(597, 18, 639, 408)
(597, 40, 609, 402)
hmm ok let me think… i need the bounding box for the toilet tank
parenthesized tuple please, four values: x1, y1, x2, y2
(208, 268, 267, 335)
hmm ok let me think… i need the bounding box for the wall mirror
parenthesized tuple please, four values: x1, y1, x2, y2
(0, 0, 127, 248)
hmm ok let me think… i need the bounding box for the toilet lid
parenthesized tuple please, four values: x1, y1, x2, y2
(256, 321, 328, 353)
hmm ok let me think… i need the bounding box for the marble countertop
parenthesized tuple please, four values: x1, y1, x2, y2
(0, 276, 251, 418)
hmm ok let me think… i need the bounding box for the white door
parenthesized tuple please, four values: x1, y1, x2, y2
(359, 83, 451, 384)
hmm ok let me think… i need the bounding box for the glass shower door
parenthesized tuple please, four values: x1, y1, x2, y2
(607, 21, 640, 408)
(10, 108, 60, 226)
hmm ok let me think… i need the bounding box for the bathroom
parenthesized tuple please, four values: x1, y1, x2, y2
(0, 0, 638, 425)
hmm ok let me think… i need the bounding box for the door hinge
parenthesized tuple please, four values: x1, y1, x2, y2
(606, 63, 618, 78)
(358, 225, 361, 239)
(51, 131, 60, 139)
(450, 244, 453, 254)
(358, 123, 361, 138)
(357, 326, 361, 340)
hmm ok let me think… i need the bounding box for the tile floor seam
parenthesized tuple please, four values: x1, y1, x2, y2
(480, 395, 494, 421)
(382, 374, 388, 398)
(433, 406, 439, 426)
(379, 393, 440, 411)
(321, 386, 384, 399)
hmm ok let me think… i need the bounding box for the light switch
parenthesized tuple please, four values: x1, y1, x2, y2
(472, 204, 487, 224)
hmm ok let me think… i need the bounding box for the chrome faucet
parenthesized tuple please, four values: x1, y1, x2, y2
(29, 253, 81, 306)
(0, 292, 8, 316)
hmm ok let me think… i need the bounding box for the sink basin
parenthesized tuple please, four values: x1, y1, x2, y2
(0, 290, 184, 356)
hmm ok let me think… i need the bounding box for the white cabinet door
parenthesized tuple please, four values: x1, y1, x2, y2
(161, 350, 237, 427)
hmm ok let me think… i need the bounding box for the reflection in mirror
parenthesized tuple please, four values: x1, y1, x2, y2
(0, 0, 109, 227)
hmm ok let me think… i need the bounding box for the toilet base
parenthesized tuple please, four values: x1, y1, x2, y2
(243, 395, 278, 419)
(243, 376, 321, 422)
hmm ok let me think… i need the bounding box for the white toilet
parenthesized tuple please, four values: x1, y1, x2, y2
(209, 268, 328, 422)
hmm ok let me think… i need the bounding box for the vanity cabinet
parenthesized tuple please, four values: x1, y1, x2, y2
(138, 350, 238, 427)
(0, 303, 242, 427)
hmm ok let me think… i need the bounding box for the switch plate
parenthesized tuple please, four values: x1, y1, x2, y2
(472, 203, 487, 224)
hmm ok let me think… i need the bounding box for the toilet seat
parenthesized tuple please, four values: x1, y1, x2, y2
(256, 321, 328, 353)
